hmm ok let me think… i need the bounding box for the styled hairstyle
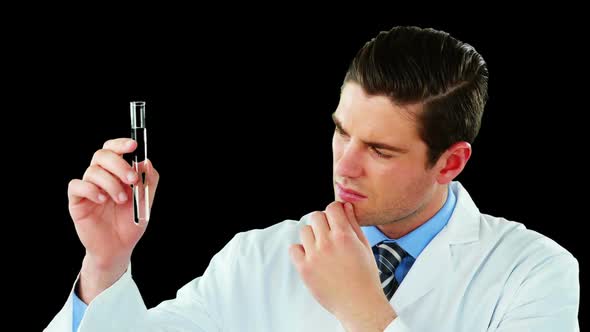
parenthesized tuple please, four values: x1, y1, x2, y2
(344, 26, 489, 167)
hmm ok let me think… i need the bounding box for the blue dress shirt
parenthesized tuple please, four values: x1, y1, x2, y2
(361, 184, 456, 283)
(72, 288, 87, 331)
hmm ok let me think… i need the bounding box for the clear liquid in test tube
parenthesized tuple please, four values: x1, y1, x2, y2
(130, 101, 149, 224)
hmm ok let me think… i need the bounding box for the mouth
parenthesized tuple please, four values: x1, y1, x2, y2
(336, 183, 367, 202)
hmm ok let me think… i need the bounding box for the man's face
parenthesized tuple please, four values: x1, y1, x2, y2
(332, 82, 440, 227)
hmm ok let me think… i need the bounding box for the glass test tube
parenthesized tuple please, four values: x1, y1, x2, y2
(130, 101, 149, 223)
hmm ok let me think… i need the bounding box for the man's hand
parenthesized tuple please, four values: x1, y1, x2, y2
(289, 202, 396, 331)
(68, 138, 160, 303)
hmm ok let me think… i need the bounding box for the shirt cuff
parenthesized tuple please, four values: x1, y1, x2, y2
(72, 291, 88, 332)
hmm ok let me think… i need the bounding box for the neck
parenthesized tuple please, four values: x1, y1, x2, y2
(377, 184, 449, 239)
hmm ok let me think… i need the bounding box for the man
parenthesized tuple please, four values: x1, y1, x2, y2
(45, 26, 579, 331)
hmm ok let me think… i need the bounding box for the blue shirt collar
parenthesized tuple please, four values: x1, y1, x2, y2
(362, 183, 457, 259)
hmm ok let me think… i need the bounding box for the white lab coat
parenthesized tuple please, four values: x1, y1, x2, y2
(45, 182, 579, 331)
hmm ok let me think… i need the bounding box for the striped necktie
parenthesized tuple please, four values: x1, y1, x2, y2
(373, 241, 408, 300)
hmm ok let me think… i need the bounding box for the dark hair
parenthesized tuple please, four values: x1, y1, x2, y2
(344, 26, 489, 167)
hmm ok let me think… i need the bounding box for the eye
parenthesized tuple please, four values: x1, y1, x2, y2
(335, 126, 348, 137)
(371, 147, 392, 159)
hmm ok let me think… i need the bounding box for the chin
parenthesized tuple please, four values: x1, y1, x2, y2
(355, 219, 372, 227)
(348, 207, 370, 226)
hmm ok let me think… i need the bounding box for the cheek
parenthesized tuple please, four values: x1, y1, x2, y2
(372, 164, 423, 200)
(332, 135, 343, 161)
(373, 170, 397, 200)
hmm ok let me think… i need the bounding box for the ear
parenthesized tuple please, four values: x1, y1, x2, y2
(434, 141, 472, 184)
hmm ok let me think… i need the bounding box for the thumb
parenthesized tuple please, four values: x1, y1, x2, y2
(144, 159, 159, 209)
(344, 202, 370, 248)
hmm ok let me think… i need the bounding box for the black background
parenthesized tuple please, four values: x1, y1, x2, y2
(6, 8, 585, 331)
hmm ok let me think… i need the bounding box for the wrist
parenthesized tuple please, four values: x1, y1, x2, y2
(341, 297, 396, 332)
(77, 254, 130, 303)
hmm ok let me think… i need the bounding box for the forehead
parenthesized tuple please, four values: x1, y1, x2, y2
(335, 82, 422, 143)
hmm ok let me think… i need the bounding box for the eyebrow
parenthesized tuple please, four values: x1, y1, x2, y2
(331, 112, 409, 154)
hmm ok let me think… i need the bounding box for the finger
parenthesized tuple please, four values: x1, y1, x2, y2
(83, 165, 129, 204)
(118, 188, 148, 235)
(325, 201, 352, 233)
(289, 244, 305, 266)
(135, 159, 158, 187)
(345, 202, 370, 247)
(300, 225, 316, 252)
(144, 159, 159, 208)
(91, 149, 138, 185)
(102, 138, 137, 155)
(309, 211, 330, 245)
(67, 179, 107, 205)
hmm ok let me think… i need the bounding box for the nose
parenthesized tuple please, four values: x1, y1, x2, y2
(334, 141, 364, 179)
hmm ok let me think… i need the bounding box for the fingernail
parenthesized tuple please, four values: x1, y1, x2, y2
(118, 192, 128, 202)
(127, 140, 135, 148)
(98, 194, 106, 202)
(127, 171, 137, 182)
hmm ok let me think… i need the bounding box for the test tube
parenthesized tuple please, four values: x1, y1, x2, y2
(130, 101, 149, 223)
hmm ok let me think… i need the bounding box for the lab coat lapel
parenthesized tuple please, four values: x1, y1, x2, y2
(391, 182, 481, 313)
